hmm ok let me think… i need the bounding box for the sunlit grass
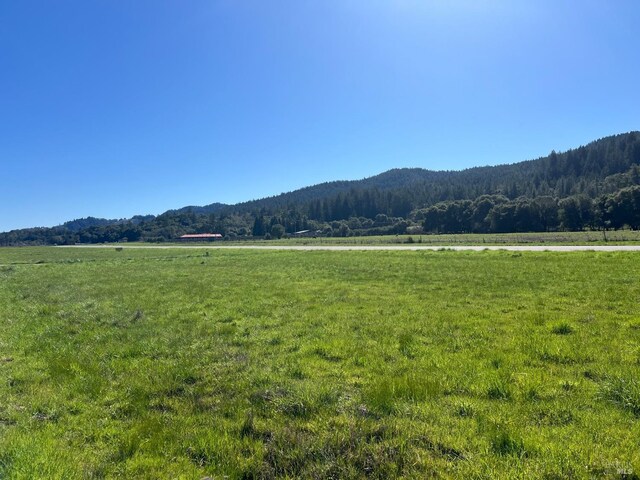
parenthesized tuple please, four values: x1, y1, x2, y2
(226, 229, 640, 245)
(1, 247, 639, 478)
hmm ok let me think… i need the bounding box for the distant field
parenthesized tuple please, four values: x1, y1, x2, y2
(171, 229, 640, 246)
(1, 247, 639, 478)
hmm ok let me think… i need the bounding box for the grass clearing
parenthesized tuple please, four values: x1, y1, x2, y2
(224, 229, 640, 246)
(1, 247, 640, 478)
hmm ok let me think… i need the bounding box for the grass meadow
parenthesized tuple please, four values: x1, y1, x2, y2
(1, 247, 639, 478)
(224, 229, 640, 246)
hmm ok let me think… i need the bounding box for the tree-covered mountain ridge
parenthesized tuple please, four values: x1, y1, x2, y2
(3, 131, 640, 245)
(178, 131, 640, 216)
(169, 168, 443, 216)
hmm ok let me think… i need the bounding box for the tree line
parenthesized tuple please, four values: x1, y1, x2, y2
(419, 186, 640, 234)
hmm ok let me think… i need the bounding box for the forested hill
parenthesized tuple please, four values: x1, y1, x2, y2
(211, 168, 447, 214)
(3, 131, 640, 245)
(207, 131, 640, 216)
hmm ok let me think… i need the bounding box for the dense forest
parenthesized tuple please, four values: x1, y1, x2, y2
(3, 132, 640, 245)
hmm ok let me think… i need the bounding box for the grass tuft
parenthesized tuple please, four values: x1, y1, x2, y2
(487, 377, 512, 400)
(367, 373, 441, 413)
(454, 401, 475, 417)
(489, 426, 527, 457)
(398, 331, 417, 358)
(600, 375, 640, 416)
(551, 322, 574, 335)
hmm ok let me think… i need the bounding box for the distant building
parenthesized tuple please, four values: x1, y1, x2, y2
(178, 233, 223, 242)
(292, 230, 320, 238)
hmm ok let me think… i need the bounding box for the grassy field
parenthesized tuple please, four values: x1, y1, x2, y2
(1, 247, 639, 479)
(181, 229, 640, 246)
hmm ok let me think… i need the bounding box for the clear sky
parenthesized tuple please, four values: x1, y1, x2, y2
(1, 1, 638, 231)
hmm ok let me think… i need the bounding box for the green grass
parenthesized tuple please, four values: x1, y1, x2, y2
(224, 229, 640, 246)
(106, 229, 640, 247)
(1, 247, 640, 478)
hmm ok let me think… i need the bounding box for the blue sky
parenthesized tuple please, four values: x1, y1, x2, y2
(1, 1, 638, 231)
